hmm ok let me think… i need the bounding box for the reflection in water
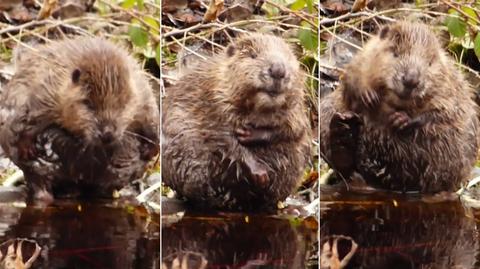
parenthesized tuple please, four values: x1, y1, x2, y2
(0, 200, 159, 269)
(162, 212, 316, 268)
(320, 191, 480, 268)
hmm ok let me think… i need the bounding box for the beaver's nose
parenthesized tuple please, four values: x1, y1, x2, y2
(101, 131, 114, 145)
(269, 62, 286, 79)
(100, 125, 116, 145)
(402, 71, 420, 90)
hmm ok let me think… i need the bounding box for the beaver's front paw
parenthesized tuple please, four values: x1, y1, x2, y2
(243, 154, 269, 189)
(330, 111, 362, 140)
(389, 111, 411, 130)
(389, 111, 423, 133)
(328, 111, 362, 178)
(344, 85, 380, 111)
(235, 126, 273, 146)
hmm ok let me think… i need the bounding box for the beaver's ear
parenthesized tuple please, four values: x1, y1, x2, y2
(379, 26, 390, 39)
(226, 45, 236, 57)
(71, 69, 81, 84)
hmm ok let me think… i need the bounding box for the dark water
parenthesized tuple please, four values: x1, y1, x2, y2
(161, 210, 317, 269)
(0, 199, 160, 269)
(320, 188, 480, 269)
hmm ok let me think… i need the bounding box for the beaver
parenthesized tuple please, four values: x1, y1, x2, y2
(320, 21, 480, 193)
(162, 33, 311, 211)
(0, 37, 159, 202)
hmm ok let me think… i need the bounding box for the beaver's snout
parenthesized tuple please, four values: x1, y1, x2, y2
(264, 62, 290, 97)
(269, 62, 286, 80)
(99, 124, 117, 146)
(402, 69, 420, 91)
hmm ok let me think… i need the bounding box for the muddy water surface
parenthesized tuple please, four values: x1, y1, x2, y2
(0, 198, 159, 269)
(321, 188, 480, 269)
(162, 209, 317, 269)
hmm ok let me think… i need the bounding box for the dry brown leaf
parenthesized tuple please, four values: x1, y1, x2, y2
(37, 0, 58, 20)
(351, 0, 367, 12)
(302, 169, 318, 188)
(53, 1, 86, 19)
(323, 0, 348, 14)
(320, 31, 333, 42)
(162, 0, 188, 13)
(175, 11, 202, 26)
(367, 0, 402, 10)
(5, 5, 32, 22)
(303, 216, 319, 230)
(203, 0, 224, 23)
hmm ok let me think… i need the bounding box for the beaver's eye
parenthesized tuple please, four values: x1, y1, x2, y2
(393, 51, 399, 58)
(83, 99, 94, 110)
(240, 49, 257, 59)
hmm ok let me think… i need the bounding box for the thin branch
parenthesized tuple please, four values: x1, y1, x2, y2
(163, 23, 218, 38)
(264, 0, 317, 29)
(0, 20, 47, 35)
(320, 11, 394, 25)
(98, 0, 160, 43)
(442, 0, 480, 25)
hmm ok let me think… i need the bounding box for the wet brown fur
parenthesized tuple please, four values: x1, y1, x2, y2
(0, 37, 159, 200)
(321, 21, 480, 193)
(162, 33, 311, 211)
